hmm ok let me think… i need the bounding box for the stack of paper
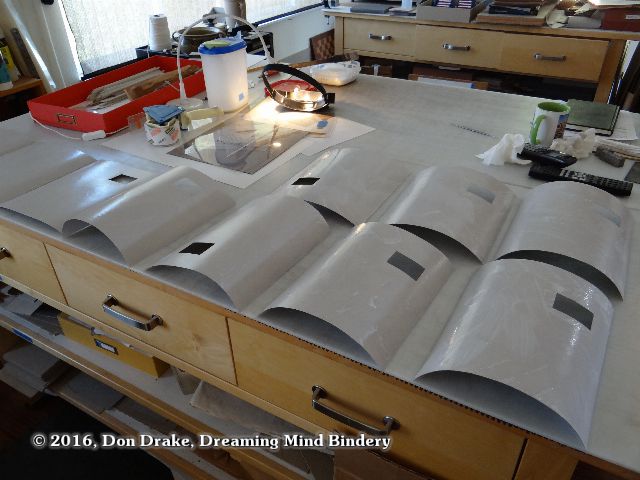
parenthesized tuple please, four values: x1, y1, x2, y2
(477, 0, 557, 25)
(0, 344, 69, 398)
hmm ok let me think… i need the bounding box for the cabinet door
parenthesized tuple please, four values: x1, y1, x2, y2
(415, 26, 503, 69)
(48, 246, 236, 384)
(230, 319, 525, 480)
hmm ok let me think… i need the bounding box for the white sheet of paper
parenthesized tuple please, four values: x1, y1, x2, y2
(299, 118, 375, 156)
(104, 116, 375, 188)
(496, 181, 633, 296)
(282, 147, 410, 224)
(610, 111, 638, 141)
(62, 166, 235, 265)
(1, 161, 156, 232)
(265, 223, 452, 367)
(149, 194, 330, 310)
(418, 259, 614, 447)
(381, 166, 516, 262)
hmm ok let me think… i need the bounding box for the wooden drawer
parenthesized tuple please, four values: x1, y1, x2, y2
(500, 34, 608, 82)
(344, 18, 415, 56)
(47, 246, 236, 384)
(415, 26, 503, 69)
(229, 320, 524, 480)
(0, 223, 66, 303)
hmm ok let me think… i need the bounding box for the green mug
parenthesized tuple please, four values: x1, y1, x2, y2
(530, 101, 571, 147)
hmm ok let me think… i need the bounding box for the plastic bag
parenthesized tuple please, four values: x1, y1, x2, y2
(309, 61, 360, 86)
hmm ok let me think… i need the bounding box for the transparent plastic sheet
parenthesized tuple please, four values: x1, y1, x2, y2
(1, 161, 157, 231)
(496, 181, 633, 296)
(148, 194, 330, 310)
(264, 223, 452, 368)
(0, 143, 95, 203)
(169, 114, 308, 174)
(62, 166, 235, 265)
(282, 148, 410, 224)
(417, 259, 613, 446)
(381, 166, 515, 262)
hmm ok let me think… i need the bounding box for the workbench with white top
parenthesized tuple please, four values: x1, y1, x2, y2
(1, 74, 639, 480)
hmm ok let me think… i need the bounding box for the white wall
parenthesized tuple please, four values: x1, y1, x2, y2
(260, 6, 334, 61)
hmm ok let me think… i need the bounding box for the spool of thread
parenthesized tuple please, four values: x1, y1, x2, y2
(148, 14, 171, 52)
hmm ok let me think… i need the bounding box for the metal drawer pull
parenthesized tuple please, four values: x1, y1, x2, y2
(443, 43, 470, 51)
(534, 53, 566, 62)
(102, 294, 163, 331)
(311, 385, 399, 435)
(0, 247, 10, 260)
(369, 33, 392, 41)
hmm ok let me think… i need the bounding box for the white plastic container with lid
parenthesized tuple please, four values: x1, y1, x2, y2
(198, 37, 248, 112)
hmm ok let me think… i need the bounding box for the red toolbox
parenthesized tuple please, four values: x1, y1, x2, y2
(28, 56, 204, 133)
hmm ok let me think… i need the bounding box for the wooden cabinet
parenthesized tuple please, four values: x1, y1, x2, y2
(46, 246, 236, 384)
(229, 319, 525, 480)
(332, 13, 633, 102)
(0, 223, 66, 303)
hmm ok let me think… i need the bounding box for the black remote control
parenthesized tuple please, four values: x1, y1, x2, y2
(528, 163, 633, 197)
(518, 143, 577, 167)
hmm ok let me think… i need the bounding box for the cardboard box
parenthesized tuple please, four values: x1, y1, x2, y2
(601, 8, 640, 32)
(417, 0, 489, 22)
(58, 313, 169, 377)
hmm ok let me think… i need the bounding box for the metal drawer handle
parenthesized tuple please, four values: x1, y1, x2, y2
(102, 294, 163, 331)
(311, 385, 399, 435)
(443, 43, 470, 51)
(534, 53, 566, 62)
(0, 247, 10, 260)
(369, 33, 392, 41)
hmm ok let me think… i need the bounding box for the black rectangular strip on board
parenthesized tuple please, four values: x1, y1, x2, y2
(387, 251, 425, 281)
(292, 177, 320, 186)
(553, 293, 594, 330)
(180, 242, 214, 255)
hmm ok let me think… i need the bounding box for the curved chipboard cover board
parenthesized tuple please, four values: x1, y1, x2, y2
(381, 166, 515, 262)
(496, 181, 632, 297)
(265, 222, 452, 367)
(0, 131, 34, 156)
(418, 259, 613, 446)
(283, 148, 409, 224)
(1, 161, 157, 232)
(0, 143, 95, 203)
(62, 167, 234, 265)
(149, 194, 330, 310)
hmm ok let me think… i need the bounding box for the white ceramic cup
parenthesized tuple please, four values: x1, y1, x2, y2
(530, 101, 571, 147)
